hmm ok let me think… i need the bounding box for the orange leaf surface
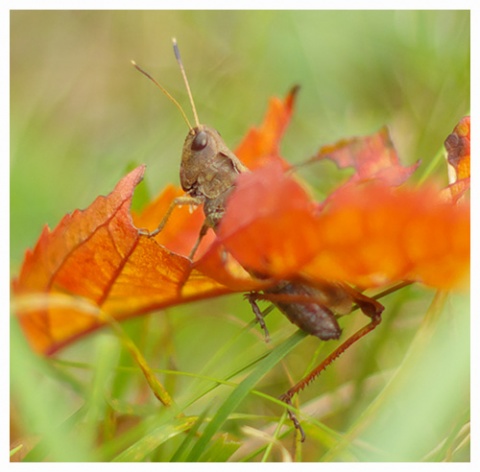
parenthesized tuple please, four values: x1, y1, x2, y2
(214, 162, 321, 279)
(210, 162, 469, 290)
(234, 86, 298, 170)
(312, 127, 420, 186)
(13, 166, 230, 354)
(303, 183, 470, 289)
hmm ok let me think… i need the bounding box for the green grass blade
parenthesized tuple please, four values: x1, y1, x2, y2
(112, 416, 197, 462)
(199, 433, 242, 461)
(186, 330, 307, 461)
(169, 406, 211, 461)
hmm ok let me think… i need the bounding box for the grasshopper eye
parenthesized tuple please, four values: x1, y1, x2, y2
(192, 130, 208, 151)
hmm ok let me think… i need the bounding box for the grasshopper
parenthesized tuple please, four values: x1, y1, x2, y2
(133, 39, 385, 440)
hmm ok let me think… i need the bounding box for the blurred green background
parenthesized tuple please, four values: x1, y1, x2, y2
(11, 11, 470, 462)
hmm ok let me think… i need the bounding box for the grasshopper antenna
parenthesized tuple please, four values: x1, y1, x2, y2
(172, 37, 200, 128)
(131, 59, 193, 130)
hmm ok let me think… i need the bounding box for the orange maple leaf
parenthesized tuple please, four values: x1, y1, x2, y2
(13, 167, 230, 353)
(234, 86, 298, 170)
(206, 161, 469, 290)
(312, 126, 420, 187)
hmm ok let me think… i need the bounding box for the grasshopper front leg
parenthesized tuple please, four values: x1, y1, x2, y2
(138, 195, 204, 238)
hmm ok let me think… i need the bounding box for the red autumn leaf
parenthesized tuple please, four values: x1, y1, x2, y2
(442, 116, 470, 203)
(311, 126, 420, 187)
(207, 161, 469, 291)
(13, 166, 231, 354)
(234, 86, 298, 170)
(210, 162, 321, 279)
(302, 183, 469, 289)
